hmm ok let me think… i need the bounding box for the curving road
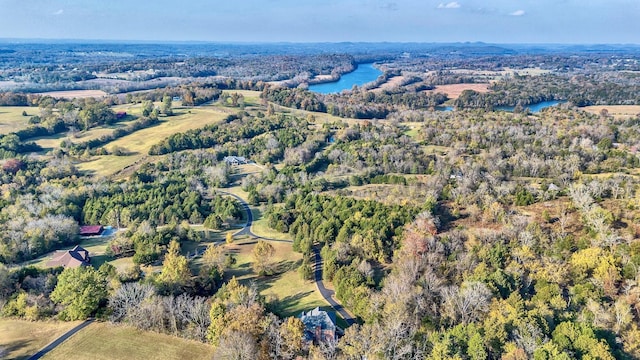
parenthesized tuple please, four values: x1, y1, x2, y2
(28, 319, 94, 360)
(215, 190, 356, 326)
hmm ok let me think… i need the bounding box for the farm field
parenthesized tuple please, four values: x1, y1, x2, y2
(0, 106, 34, 135)
(0, 319, 83, 360)
(41, 322, 215, 360)
(426, 83, 490, 99)
(582, 105, 640, 118)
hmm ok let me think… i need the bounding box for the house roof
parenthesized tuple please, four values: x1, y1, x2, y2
(299, 307, 337, 331)
(46, 246, 90, 268)
(223, 156, 247, 163)
(80, 225, 103, 236)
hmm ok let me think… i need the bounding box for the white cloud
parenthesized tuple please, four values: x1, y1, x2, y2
(53, 9, 64, 15)
(438, 2, 461, 9)
(509, 9, 525, 16)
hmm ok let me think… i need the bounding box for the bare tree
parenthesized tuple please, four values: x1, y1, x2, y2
(213, 331, 258, 360)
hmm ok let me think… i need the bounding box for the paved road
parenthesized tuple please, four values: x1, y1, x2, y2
(28, 319, 94, 360)
(215, 190, 356, 325)
(313, 246, 357, 326)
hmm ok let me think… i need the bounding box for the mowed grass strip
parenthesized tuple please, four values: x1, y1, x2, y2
(77, 107, 227, 177)
(0, 318, 83, 360)
(0, 106, 34, 135)
(41, 322, 215, 360)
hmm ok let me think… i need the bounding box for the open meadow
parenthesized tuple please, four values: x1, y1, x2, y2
(0, 107, 35, 135)
(582, 105, 640, 118)
(76, 107, 227, 177)
(0, 319, 83, 360)
(40, 322, 215, 360)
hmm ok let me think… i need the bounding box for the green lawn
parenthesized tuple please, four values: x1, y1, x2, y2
(0, 318, 82, 360)
(0, 106, 34, 135)
(250, 207, 293, 241)
(41, 322, 215, 360)
(220, 90, 261, 107)
(224, 240, 336, 320)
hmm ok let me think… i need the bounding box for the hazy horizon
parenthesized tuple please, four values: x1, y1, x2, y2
(0, 0, 638, 44)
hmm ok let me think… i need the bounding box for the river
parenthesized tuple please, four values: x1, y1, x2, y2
(308, 63, 382, 94)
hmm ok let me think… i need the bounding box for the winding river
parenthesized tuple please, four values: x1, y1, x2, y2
(308, 63, 382, 94)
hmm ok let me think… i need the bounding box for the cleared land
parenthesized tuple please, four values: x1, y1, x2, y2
(225, 240, 331, 318)
(77, 107, 227, 177)
(426, 83, 490, 99)
(582, 105, 640, 118)
(0, 319, 82, 360)
(36, 90, 108, 99)
(41, 322, 215, 360)
(0, 107, 35, 135)
(373, 76, 406, 92)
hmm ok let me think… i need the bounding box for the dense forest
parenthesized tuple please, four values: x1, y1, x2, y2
(2, 46, 640, 359)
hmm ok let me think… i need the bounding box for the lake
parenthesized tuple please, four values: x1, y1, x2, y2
(308, 63, 382, 94)
(496, 100, 565, 113)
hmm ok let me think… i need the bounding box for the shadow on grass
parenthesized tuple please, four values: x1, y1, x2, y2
(2, 339, 31, 360)
(90, 254, 112, 268)
(267, 290, 315, 317)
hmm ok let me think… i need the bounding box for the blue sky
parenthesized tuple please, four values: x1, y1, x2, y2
(0, 0, 638, 43)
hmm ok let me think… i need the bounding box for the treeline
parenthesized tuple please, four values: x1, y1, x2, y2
(0, 157, 83, 262)
(148, 113, 313, 164)
(267, 193, 418, 263)
(82, 164, 240, 227)
(262, 86, 447, 119)
(266, 193, 420, 320)
(454, 73, 640, 109)
(64, 115, 160, 156)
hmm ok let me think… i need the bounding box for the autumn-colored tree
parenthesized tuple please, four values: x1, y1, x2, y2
(201, 244, 226, 277)
(253, 240, 276, 276)
(158, 240, 191, 290)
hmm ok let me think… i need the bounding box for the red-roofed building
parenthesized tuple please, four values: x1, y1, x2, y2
(46, 246, 91, 268)
(80, 225, 103, 236)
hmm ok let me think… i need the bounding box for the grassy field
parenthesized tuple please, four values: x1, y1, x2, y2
(0, 318, 82, 360)
(220, 90, 261, 107)
(34, 119, 139, 151)
(77, 107, 227, 177)
(0, 106, 34, 135)
(41, 322, 215, 360)
(250, 207, 293, 241)
(425, 83, 490, 99)
(582, 105, 640, 118)
(225, 240, 332, 318)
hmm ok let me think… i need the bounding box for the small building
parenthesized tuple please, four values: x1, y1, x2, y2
(223, 156, 248, 165)
(299, 307, 340, 344)
(46, 245, 91, 268)
(80, 225, 104, 236)
(116, 111, 127, 120)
